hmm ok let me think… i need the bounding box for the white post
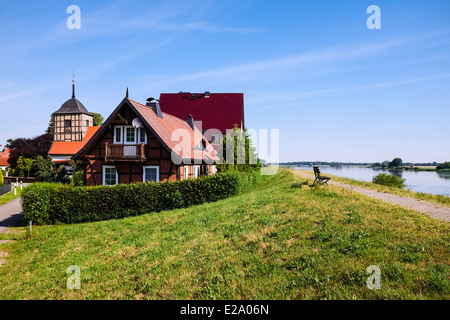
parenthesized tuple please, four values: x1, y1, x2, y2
(16, 178, 18, 188)
(29, 221, 32, 234)
(14, 185, 16, 195)
(20, 181, 23, 190)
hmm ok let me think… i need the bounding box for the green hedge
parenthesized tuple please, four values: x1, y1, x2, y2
(22, 172, 247, 225)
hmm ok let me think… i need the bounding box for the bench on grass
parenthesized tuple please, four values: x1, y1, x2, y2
(312, 166, 331, 186)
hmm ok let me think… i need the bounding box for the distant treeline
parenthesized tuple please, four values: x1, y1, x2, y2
(278, 161, 439, 167)
(279, 161, 370, 166)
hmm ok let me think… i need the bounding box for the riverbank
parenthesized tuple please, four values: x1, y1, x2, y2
(295, 169, 450, 207)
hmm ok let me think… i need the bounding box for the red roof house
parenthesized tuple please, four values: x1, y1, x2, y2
(73, 96, 219, 186)
(0, 149, 11, 169)
(159, 92, 244, 145)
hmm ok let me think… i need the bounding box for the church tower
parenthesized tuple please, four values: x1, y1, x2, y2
(53, 79, 93, 142)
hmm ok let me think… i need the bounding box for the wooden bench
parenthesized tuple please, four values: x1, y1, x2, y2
(312, 166, 331, 186)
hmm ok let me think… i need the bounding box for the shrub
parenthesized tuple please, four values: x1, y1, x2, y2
(372, 173, 406, 189)
(22, 171, 253, 225)
(70, 170, 85, 186)
(0, 169, 3, 186)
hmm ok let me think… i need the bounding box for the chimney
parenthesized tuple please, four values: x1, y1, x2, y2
(146, 97, 163, 118)
(186, 114, 194, 129)
(204, 91, 210, 98)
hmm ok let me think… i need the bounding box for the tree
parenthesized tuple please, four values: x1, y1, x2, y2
(92, 112, 104, 126)
(3, 138, 14, 150)
(381, 161, 390, 168)
(21, 157, 34, 177)
(8, 133, 54, 169)
(436, 162, 450, 170)
(216, 125, 260, 172)
(0, 169, 3, 186)
(32, 156, 55, 182)
(389, 158, 403, 168)
(46, 115, 55, 134)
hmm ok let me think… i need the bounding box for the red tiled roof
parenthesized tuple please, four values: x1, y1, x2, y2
(159, 92, 244, 133)
(0, 149, 10, 166)
(49, 126, 100, 156)
(129, 99, 218, 161)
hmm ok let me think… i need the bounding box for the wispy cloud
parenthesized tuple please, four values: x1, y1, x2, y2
(148, 29, 450, 87)
(0, 89, 36, 103)
(246, 73, 450, 111)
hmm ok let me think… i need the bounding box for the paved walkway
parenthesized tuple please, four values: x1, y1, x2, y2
(294, 170, 450, 222)
(0, 198, 23, 234)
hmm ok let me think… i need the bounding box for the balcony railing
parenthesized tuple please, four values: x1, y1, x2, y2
(105, 143, 146, 162)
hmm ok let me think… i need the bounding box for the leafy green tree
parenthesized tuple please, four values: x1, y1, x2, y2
(381, 161, 390, 168)
(436, 162, 450, 170)
(32, 156, 55, 182)
(3, 138, 14, 150)
(92, 112, 104, 126)
(389, 158, 403, 168)
(0, 169, 4, 186)
(13, 156, 33, 177)
(216, 125, 260, 172)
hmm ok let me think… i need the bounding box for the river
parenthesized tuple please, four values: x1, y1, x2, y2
(294, 166, 450, 196)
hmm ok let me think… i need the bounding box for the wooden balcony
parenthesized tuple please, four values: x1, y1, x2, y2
(105, 143, 146, 162)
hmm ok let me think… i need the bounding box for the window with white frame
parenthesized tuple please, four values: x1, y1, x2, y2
(103, 166, 118, 186)
(113, 126, 147, 145)
(193, 165, 200, 179)
(114, 126, 122, 144)
(125, 127, 136, 144)
(212, 165, 217, 174)
(143, 166, 159, 182)
(184, 166, 189, 180)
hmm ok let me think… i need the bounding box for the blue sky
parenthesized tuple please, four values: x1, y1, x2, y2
(0, 0, 449, 163)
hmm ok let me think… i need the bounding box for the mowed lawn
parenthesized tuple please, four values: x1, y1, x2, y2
(0, 170, 448, 299)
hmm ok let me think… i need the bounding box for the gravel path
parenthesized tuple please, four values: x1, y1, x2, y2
(294, 170, 450, 222)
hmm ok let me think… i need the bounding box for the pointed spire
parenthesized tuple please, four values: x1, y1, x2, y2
(126, 87, 129, 99)
(72, 71, 76, 98)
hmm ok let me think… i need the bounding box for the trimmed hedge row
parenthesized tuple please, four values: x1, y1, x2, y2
(22, 171, 248, 225)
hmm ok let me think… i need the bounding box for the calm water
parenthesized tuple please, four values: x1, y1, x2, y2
(294, 166, 450, 196)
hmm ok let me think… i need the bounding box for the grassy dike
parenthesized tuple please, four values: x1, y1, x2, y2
(0, 169, 448, 299)
(296, 169, 450, 207)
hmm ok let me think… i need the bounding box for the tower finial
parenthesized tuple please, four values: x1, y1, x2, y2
(126, 87, 129, 98)
(72, 70, 76, 98)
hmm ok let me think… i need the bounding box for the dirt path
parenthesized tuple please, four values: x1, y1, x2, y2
(294, 170, 450, 222)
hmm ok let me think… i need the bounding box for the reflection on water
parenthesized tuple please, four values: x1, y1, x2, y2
(294, 166, 450, 196)
(437, 172, 450, 180)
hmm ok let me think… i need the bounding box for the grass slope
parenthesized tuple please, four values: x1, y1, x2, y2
(0, 170, 448, 299)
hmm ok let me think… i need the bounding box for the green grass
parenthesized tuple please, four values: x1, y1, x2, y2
(0, 170, 448, 299)
(0, 188, 22, 206)
(296, 169, 450, 207)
